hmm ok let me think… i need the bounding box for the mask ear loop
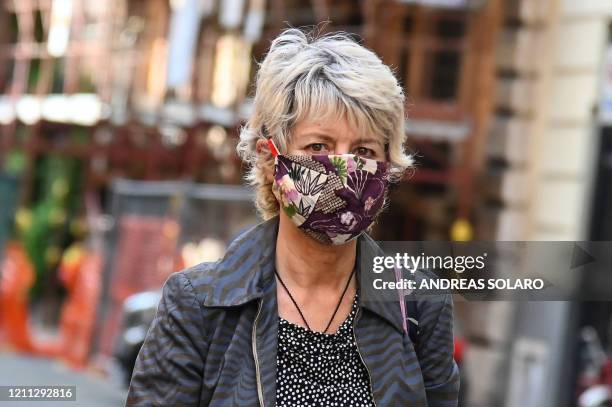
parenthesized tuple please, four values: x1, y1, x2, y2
(267, 138, 280, 157)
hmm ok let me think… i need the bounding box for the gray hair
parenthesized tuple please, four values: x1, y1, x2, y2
(237, 28, 413, 219)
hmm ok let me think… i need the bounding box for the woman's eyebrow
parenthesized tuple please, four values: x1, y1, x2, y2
(299, 132, 336, 143)
(297, 133, 383, 147)
(353, 137, 384, 146)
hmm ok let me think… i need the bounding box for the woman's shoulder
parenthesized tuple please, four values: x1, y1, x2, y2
(177, 218, 279, 307)
(165, 259, 245, 308)
(160, 263, 216, 312)
(174, 261, 217, 288)
(166, 218, 278, 308)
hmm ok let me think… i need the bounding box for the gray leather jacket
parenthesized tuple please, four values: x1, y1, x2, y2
(126, 216, 459, 406)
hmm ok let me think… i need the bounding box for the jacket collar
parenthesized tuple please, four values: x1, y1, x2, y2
(201, 216, 405, 334)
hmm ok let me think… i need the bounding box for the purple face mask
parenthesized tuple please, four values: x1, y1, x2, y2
(268, 139, 390, 245)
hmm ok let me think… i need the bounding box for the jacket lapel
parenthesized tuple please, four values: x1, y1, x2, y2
(356, 233, 407, 334)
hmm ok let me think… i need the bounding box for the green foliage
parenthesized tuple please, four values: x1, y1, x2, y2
(354, 155, 365, 170)
(22, 154, 84, 299)
(3, 150, 26, 174)
(0, 173, 19, 258)
(283, 202, 297, 218)
(331, 156, 348, 184)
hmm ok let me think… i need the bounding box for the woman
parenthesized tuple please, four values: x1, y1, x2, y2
(127, 28, 459, 406)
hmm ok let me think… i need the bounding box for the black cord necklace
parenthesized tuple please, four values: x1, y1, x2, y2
(275, 267, 355, 334)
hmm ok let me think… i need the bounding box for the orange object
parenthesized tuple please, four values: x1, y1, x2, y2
(0, 240, 103, 368)
(56, 250, 102, 368)
(34, 244, 101, 366)
(0, 242, 36, 353)
(59, 245, 86, 291)
(33, 244, 103, 369)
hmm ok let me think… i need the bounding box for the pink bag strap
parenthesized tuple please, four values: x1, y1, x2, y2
(394, 266, 408, 334)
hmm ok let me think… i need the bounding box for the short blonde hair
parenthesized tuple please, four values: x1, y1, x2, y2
(237, 28, 413, 219)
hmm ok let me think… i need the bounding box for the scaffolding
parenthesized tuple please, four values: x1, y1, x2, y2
(0, 0, 503, 239)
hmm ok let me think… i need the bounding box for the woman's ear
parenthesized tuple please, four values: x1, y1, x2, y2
(256, 138, 268, 155)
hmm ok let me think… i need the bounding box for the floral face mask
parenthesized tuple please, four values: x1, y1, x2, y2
(268, 139, 390, 245)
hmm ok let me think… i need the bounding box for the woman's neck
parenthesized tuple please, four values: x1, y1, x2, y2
(275, 212, 357, 290)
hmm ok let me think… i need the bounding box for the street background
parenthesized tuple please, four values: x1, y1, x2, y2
(1, 0, 612, 406)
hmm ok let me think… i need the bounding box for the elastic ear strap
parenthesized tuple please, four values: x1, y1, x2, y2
(267, 138, 279, 157)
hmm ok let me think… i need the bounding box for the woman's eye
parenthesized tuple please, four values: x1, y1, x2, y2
(308, 143, 326, 153)
(355, 147, 374, 157)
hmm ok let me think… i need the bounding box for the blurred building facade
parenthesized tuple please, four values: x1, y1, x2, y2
(472, 1, 612, 407)
(0, 0, 506, 237)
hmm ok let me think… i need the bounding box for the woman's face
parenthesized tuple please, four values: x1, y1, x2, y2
(287, 116, 386, 161)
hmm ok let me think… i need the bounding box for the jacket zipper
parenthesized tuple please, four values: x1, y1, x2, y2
(352, 307, 378, 407)
(252, 299, 265, 407)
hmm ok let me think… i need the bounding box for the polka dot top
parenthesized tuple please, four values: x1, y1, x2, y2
(275, 293, 375, 406)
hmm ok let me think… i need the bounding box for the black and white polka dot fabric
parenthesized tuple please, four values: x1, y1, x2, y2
(275, 293, 375, 406)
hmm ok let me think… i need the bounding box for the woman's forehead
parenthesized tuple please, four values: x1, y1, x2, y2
(292, 117, 384, 145)
(293, 116, 353, 136)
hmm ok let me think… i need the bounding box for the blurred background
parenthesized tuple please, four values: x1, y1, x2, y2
(0, 0, 612, 406)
